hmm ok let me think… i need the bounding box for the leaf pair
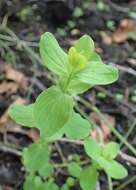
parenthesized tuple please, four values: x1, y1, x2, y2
(24, 176, 59, 190)
(84, 138, 128, 180)
(40, 32, 118, 94)
(9, 92, 92, 139)
(22, 141, 53, 177)
(9, 86, 74, 138)
(68, 162, 98, 190)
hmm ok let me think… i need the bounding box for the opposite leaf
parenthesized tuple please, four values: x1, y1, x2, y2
(23, 141, 49, 173)
(76, 62, 119, 85)
(102, 142, 120, 160)
(8, 104, 35, 128)
(64, 112, 91, 140)
(67, 79, 91, 94)
(74, 35, 94, 60)
(34, 86, 73, 137)
(84, 138, 101, 160)
(97, 157, 128, 179)
(40, 32, 68, 76)
(68, 162, 82, 178)
(79, 165, 98, 190)
(24, 176, 44, 190)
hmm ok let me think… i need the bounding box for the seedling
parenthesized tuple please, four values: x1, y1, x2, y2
(9, 32, 127, 190)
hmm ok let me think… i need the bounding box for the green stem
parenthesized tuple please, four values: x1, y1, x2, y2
(107, 174, 113, 190)
(78, 97, 136, 157)
(115, 175, 136, 190)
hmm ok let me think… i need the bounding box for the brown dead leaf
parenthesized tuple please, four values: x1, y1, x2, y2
(0, 81, 18, 94)
(100, 31, 112, 45)
(4, 64, 28, 88)
(112, 19, 136, 43)
(90, 112, 115, 143)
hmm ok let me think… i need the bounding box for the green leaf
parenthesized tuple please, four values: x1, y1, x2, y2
(68, 79, 91, 94)
(8, 104, 35, 128)
(39, 163, 54, 177)
(46, 127, 64, 142)
(68, 162, 82, 178)
(76, 62, 119, 85)
(40, 32, 68, 76)
(64, 113, 91, 140)
(106, 160, 128, 179)
(102, 142, 120, 159)
(66, 177, 75, 187)
(97, 157, 128, 179)
(74, 35, 94, 60)
(84, 138, 101, 160)
(23, 141, 49, 173)
(24, 176, 44, 190)
(34, 86, 73, 137)
(68, 47, 87, 72)
(42, 181, 59, 190)
(79, 165, 98, 190)
(61, 184, 69, 190)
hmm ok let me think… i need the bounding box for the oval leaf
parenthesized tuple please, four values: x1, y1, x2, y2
(23, 141, 49, 172)
(8, 104, 35, 128)
(64, 113, 91, 139)
(34, 86, 73, 137)
(40, 32, 68, 76)
(74, 35, 94, 60)
(102, 142, 120, 159)
(79, 165, 98, 190)
(84, 138, 102, 160)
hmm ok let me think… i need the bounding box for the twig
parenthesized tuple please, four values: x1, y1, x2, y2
(0, 143, 22, 156)
(115, 175, 136, 190)
(116, 64, 136, 77)
(58, 138, 136, 166)
(119, 152, 136, 165)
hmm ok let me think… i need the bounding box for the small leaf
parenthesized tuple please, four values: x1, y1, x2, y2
(102, 142, 120, 159)
(68, 47, 87, 71)
(23, 141, 49, 173)
(97, 157, 128, 179)
(79, 165, 98, 190)
(64, 113, 91, 140)
(40, 32, 68, 76)
(66, 177, 75, 187)
(9, 104, 35, 128)
(39, 163, 54, 177)
(24, 176, 44, 190)
(34, 86, 73, 137)
(106, 160, 128, 179)
(68, 162, 82, 178)
(61, 184, 69, 190)
(84, 138, 101, 160)
(74, 35, 94, 60)
(68, 79, 91, 94)
(76, 62, 119, 85)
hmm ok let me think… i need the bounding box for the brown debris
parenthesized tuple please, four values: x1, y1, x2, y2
(90, 112, 115, 143)
(112, 19, 136, 43)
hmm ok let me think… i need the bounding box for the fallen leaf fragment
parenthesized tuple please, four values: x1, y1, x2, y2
(112, 19, 136, 43)
(90, 112, 115, 143)
(4, 64, 28, 88)
(0, 81, 18, 94)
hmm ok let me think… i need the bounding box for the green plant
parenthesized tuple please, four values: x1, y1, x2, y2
(8, 32, 127, 190)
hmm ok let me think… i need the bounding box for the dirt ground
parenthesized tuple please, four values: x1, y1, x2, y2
(0, 0, 136, 189)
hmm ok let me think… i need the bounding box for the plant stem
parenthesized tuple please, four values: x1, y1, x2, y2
(77, 97, 136, 157)
(115, 175, 136, 190)
(107, 174, 113, 190)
